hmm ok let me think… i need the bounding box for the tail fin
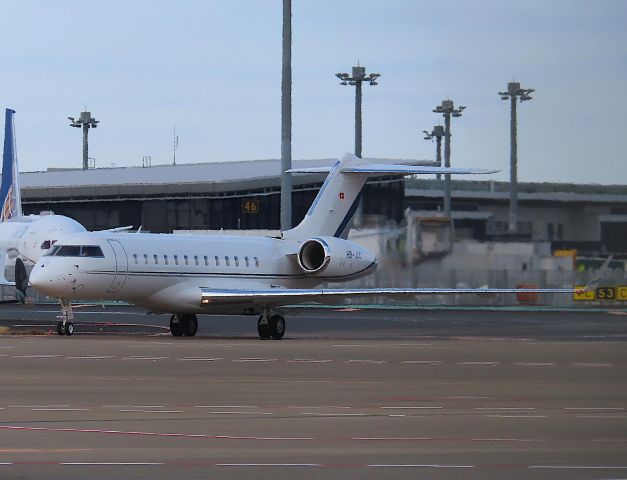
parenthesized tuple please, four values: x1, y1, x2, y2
(282, 153, 497, 240)
(1, 108, 22, 222)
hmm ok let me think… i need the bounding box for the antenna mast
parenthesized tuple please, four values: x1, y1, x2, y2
(173, 124, 179, 166)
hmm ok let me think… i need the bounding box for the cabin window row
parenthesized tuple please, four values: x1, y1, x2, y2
(131, 253, 260, 268)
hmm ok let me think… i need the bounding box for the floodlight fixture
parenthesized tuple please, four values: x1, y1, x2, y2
(335, 63, 381, 158)
(68, 110, 99, 170)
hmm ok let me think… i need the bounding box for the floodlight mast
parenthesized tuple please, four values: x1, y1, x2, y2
(335, 64, 380, 158)
(280, 0, 293, 230)
(433, 100, 465, 217)
(498, 81, 534, 234)
(423, 125, 445, 180)
(68, 111, 99, 170)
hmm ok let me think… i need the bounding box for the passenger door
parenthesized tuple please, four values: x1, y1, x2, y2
(107, 239, 128, 293)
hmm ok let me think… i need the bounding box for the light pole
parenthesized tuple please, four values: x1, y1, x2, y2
(423, 125, 445, 180)
(336, 64, 380, 158)
(280, 0, 292, 230)
(499, 82, 534, 234)
(68, 111, 99, 170)
(433, 100, 465, 217)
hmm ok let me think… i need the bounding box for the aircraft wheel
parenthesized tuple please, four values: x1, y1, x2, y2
(182, 314, 198, 337)
(170, 315, 183, 337)
(56, 321, 64, 336)
(269, 314, 285, 340)
(257, 315, 270, 339)
(64, 322, 74, 336)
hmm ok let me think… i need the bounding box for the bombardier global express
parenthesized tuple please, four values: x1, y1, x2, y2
(29, 153, 574, 337)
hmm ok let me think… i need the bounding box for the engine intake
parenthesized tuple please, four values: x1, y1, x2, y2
(297, 238, 330, 274)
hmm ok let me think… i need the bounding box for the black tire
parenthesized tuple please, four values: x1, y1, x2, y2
(269, 314, 285, 340)
(257, 315, 270, 339)
(170, 315, 183, 337)
(64, 322, 74, 336)
(56, 321, 64, 336)
(182, 314, 198, 337)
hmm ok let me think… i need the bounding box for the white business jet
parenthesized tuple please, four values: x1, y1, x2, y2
(0, 109, 86, 301)
(29, 153, 573, 337)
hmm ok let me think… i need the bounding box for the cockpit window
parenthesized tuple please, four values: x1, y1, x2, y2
(41, 240, 51, 250)
(56, 245, 81, 256)
(46, 245, 61, 256)
(80, 246, 104, 257)
(47, 245, 104, 258)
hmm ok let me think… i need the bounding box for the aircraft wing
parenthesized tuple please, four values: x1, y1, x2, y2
(200, 286, 576, 307)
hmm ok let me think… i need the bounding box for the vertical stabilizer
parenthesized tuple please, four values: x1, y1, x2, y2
(1, 108, 22, 221)
(283, 153, 369, 240)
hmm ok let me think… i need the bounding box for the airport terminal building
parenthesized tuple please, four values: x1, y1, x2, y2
(18, 158, 627, 257)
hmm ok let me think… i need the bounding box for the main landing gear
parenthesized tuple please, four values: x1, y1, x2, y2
(56, 299, 74, 336)
(170, 313, 198, 337)
(257, 310, 285, 340)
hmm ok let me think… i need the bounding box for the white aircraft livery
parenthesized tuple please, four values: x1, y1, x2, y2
(29, 153, 573, 337)
(0, 108, 86, 300)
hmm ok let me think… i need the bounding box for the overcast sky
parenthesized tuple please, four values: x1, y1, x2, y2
(1, 0, 626, 184)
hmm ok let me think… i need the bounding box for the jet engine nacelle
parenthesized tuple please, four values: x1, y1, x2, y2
(296, 236, 376, 278)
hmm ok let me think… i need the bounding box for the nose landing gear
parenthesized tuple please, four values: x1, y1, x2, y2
(56, 299, 74, 336)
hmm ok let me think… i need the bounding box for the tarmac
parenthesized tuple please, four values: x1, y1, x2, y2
(1, 304, 626, 479)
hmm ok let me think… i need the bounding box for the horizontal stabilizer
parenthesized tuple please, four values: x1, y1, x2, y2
(288, 165, 498, 175)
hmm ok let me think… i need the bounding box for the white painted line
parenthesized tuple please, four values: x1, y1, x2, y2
(12, 355, 62, 358)
(346, 359, 387, 364)
(484, 415, 547, 418)
(401, 360, 442, 365)
(300, 412, 366, 416)
(353, 437, 431, 441)
(514, 362, 555, 366)
(62, 462, 164, 466)
(194, 405, 257, 408)
(119, 410, 183, 413)
(529, 465, 627, 469)
(209, 411, 273, 415)
(131, 405, 165, 408)
(388, 414, 406, 417)
(472, 438, 547, 442)
(9, 405, 70, 408)
(288, 359, 333, 363)
(369, 464, 474, 468)
(475, 407, 536, 410)
(457, 361, 499, 366)
(565, 407, 624, 411)
(381, 406, 443, 409)
(233, 358, 277, 362)
(177, 357, 223, 361)
(121, 356, 169, 361)
(217, 463, 320, 467)
(288, 405, 351, 409)
(65, 356, 115, 360)
(31, 408, 90, 412)
(577, 415, 627, 419)
(573, 363, 613, 367)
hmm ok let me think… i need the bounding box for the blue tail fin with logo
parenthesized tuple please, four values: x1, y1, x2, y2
(1, 108, 22, 222)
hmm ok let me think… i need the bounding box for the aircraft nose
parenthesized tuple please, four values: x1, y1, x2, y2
(28, 263, 54, 293)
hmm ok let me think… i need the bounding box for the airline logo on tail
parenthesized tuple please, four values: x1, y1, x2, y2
(1, 108, 21, 222)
